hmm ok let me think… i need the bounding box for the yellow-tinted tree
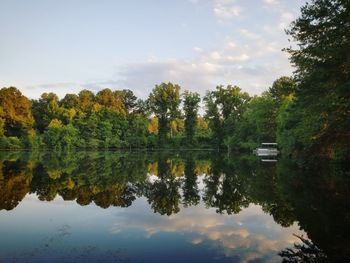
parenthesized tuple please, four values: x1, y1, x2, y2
(96, 88, 125, 114)
(0, 87, 34, 137)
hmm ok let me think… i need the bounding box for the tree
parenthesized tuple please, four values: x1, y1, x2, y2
(114, 89, 137, 114)
(204, 91, 222, 148)
(32, 92, 62, 133)
(0, 87, 34, 137)
(282, 0, 350, 159)
(96, 88, 125, 114)
(0, 115, 4, 137)
(78, 89, 95, 112)
(269, 76, 297, 105)
(61, 93, 79, 109)
(148, 82, 181, 146)
(231, 92, 277, 150)
(43, 119, 78, 150)
(204, 85, 250, 149)
(183, 91, 201, 145)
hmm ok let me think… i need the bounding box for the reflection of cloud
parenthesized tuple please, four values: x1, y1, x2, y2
(111, 201, 305, 262)
(191, 237, 204, 244)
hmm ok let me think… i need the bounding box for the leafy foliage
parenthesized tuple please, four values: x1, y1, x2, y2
(280, 0, 350, 159)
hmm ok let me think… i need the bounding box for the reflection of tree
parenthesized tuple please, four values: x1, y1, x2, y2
(279, 234, 327, 263)
(93, 184, 136, 208)
(0, 160, 32, 210)
(2, 150, 350, 262)
(75, 186, 93, 206)
(145, 155, 181, 216)
(276, 160, 350, 262)
(262, 201, 296, 227)
(203, 155, 249, 214)
(29, 152, 148, 209)
(182, 156, 200, 207)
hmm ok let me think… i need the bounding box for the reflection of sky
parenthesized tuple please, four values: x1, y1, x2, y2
(111, 198, 304, 263)
(0, 193, 305, 262)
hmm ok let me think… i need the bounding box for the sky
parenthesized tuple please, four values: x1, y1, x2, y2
(0, 0, 307, 99)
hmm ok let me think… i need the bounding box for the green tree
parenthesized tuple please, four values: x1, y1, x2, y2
(43, 119, 78, 150)
(114, 89, 137, 114)
(282, 0, 350, 159)
(269, 76, 297, 105)
(32, 92, 62, 133)
(204, 85, 250, 150)
(61, 93, 80, 109)
(231, 92, 277, 150)
(204, 91, 222, 148)
(148, 82, 181, 146)
(183, 91, 201, 145)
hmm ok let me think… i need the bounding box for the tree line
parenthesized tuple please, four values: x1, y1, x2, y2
(0, 0, 348, 160)
(0, 79, 294, 152)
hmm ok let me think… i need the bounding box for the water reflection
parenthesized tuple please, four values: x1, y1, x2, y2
(0, 151, 349, 262)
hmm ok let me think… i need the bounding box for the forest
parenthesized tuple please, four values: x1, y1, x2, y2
(0, 0, 349, 160)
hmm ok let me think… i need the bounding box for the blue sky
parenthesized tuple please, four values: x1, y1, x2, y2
(0, 0, 306, 99)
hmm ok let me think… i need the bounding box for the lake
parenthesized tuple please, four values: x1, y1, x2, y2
(0, 151, 349, 262)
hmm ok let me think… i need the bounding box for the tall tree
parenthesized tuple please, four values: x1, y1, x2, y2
(148, 82, 181, 146)
(282, 0, 350, 158)
(204, 91, 222, 148)
(183, 91, 201, 145)
(204, 85, 250, 149)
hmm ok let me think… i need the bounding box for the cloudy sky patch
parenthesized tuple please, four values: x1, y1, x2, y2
(0, 0, 306, 99)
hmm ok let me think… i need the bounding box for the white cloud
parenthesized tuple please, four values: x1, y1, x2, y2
(114, 32, 293, 98)
(213, 0, 241, 19)
(194, 47, 203, 53)
(226, 41, 237, 49)
(227, 53, 250, 62)
(12, 1, 303, 100)
(240, 29, 261, 40)
(263, 0, 279, 5)
(210, 51, 222, 60)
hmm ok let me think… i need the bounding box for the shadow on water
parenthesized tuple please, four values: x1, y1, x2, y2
(0, 150, 349, 262)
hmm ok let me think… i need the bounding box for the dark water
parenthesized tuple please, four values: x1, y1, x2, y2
(0, 151, 349, 262)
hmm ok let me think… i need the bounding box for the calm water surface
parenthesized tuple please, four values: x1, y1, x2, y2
(0, 151, 348, 262)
